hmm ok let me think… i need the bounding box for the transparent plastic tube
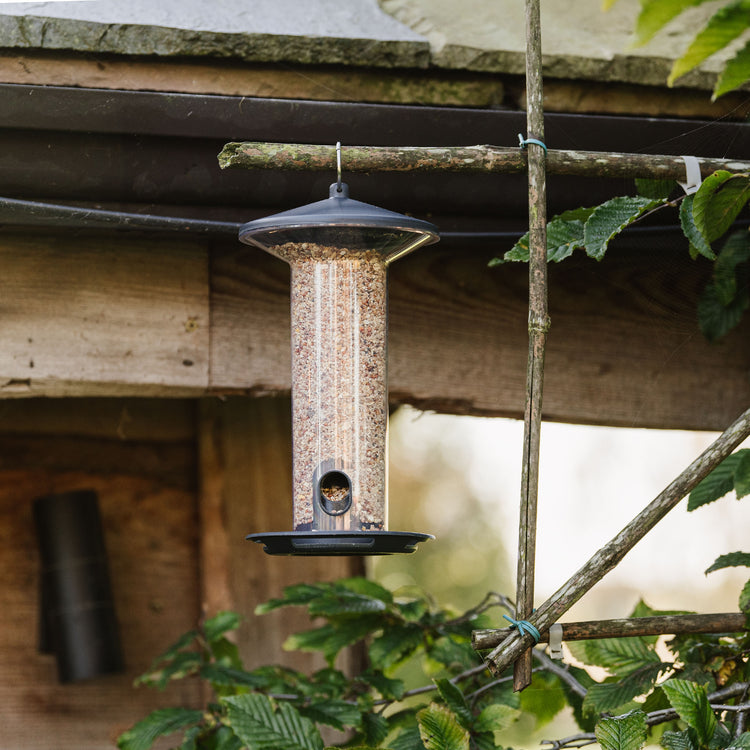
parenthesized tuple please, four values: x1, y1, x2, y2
(281, 244, 388, 532)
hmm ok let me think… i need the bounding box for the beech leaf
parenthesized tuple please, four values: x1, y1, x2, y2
(693, 171, 750, 242)
(679, 195, 715, 259)
(633, 0, 711, 46)
(688, 451, 748, 509)
(705, 551, 750, 574)
(714, 38, 750, 98)
(661, 679, 716, 746)
(669, 0, 750, 85)
(417, 703, 470, 750)
(594, 710, 647, 750)
(117, 708, 204, 750)
(583, 196, 661, 260)
(224, 694, 324, 750)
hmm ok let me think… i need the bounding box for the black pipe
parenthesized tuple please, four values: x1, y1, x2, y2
(33, 490, 123, 683)
(0, 195, 744, 242)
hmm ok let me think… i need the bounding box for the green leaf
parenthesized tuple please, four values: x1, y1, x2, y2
(727, 731, 750, 750)
(469, 732, 497, 750)
(669, 1, 750, 85)
(545, 218, 587, 262)
(417, 704, 470, 750)
(740, 579, 750, 613)
(714, 38, 750, 98)
(595, 709, 648, 750)
(360, 669, 405, 700)
(689, 451, 749, 510)
(390, 724, 426, 750)
(584, 662, 665, 714)
(200, 663, 267, 692)
(693, 172, 750, 242)
(583, 196, 661, 260)
(223, 694, 324, 750)
(369, 624, 424, 670)
(697, 280, 749, 341)
(308, 591, 389, 618)
(705, 551, 750, 574)
(117, 708, 204, 750)
(633, 0, 711, 46)
(210, 637, 243, 671)
(637, 178, 678, 200)
(285, 617, 382, 665)
(735, 451, 750, 497)
(661, 680, 717, 746)
(203, 612, 242, 643)
(435, 679, 473, 729)
(300, 700, 362, 732)
(473, 703, 521, 733)
(519, 671, 567, 727)
(713, 231, 750, 305)
(661, 730, 698, 750)
(568, 636, 660, 675)
(203, 725, 247, 750)
(680, 195, 716, 260)
(428, 637, 477, 672)
(256, 583, 331, 614)
(339, 576, 394, 604)
(136, 651, 203, 690)
(489, 207, 594, 265)
(362, 711, 390, 747)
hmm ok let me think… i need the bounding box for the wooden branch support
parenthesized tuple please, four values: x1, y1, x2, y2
(479, 405, 750, 677)
(513, 0, 547, 693)
(218, 142, 750, 181)
(473, 612, 748, 650)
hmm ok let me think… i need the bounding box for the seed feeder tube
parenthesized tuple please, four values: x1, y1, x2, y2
(240, 182, 438, 555)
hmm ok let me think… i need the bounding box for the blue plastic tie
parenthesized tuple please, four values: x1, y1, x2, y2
(503, 614, 542, 643)
(518, 133, 548, 155)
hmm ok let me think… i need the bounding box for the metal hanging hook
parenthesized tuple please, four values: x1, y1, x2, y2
(336, 141, 343, 192)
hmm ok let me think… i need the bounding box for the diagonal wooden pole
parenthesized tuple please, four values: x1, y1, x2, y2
(481, 406, 750, 677)
(513, 0, 548, 692)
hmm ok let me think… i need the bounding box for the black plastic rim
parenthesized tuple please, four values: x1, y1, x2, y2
(246, 530, 434, 556)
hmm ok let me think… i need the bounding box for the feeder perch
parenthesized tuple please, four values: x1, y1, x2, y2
(239, 179, 439, 555)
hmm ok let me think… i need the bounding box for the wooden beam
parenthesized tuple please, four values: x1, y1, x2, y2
(0, 232, 746, 431)
(0, 233, 209, 396)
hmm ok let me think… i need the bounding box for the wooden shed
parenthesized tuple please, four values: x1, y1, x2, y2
(0, 0, 747, 747)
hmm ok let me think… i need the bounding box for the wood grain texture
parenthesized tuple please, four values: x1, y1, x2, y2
(0, 233, 209, 395)
(0, 234, 747, 431)
(203, 396, 364, 672)
(0, 459, 201, 748)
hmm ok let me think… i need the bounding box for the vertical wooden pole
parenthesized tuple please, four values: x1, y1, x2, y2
(514, 0, 549, 692)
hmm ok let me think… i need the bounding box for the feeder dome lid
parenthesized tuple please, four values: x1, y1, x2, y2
(239, 182, 439, 263)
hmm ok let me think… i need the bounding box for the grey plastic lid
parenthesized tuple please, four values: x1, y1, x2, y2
(239, 183, 439, 263)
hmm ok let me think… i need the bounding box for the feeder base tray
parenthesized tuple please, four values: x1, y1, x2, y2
(247, 530, 433, 556)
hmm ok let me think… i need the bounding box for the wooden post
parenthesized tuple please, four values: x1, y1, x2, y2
(514, 0, 548, 693)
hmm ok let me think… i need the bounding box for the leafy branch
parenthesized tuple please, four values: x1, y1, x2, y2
(491, 173, 750, 341)
(605, 0, 750, 99)
(117, 569, 750, 750)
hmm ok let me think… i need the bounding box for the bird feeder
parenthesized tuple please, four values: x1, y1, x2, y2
(239, 173, 439, 555)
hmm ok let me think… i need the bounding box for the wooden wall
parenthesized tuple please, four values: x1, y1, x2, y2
(0, 397, 360, 749)
(0, 230, 747, 433)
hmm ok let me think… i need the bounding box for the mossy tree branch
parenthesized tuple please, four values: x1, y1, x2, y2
(218, 141, 750, 180)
